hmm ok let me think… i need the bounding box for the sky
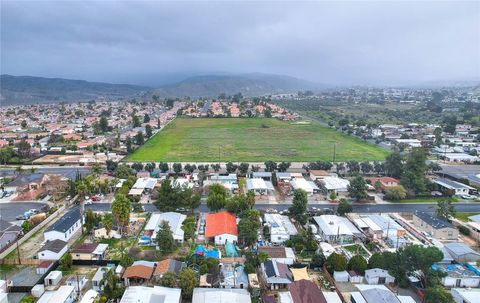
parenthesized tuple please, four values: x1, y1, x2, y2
(1, 1, 479, 86)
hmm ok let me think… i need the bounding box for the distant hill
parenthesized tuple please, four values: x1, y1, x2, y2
(153, 73, 326, 97)
(0, 75, 149, 105)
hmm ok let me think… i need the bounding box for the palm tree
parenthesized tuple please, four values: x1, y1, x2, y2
(91, 164, 103, 177)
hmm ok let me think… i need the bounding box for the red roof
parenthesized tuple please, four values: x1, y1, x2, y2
(205, 211, 237, 237)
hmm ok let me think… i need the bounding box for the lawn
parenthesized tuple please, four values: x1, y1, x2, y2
(454, 212, 479, 222)
(387, 197, 460, 204)
(127, 117, 389, 162)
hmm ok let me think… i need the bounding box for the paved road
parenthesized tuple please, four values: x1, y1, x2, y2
(0, 166, 90, 179)
(0, 202, 48, 221)
(85, 202, 480, 214)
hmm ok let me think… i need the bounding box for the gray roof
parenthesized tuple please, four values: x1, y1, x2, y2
(361, 288, 400, 303)
(0, 219, 22, 232)
(46, 208, 81, 233)
(445, 242, 480, 257)
(39, 239, 68, 253)
(414, 211, 454, 229)
(6, 173, 44, 187)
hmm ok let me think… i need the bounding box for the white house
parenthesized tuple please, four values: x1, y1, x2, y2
(434, 263, 480, 288)
(144, 212, 186, 243)
(451, 288, 480, 303)
(290, 178, 319, 195)
(37, 286, 76, 303)
(120, 286, 181, 303)
(365, 268, 395, 285)
(314, 215, 362, 244)
(44, 208, 81, 242)
(246, 178, 274, 195)
(205, 211, 238, 246)
(44, 271, 62, 287)
(433, 178, 475, 196)
(38, 240, 68, 260)
(264, 213, 297, 244)
(320, 177, 350, 194)
(192, 288, 251, 303)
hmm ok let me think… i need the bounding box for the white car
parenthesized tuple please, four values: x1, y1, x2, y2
(461, 194, 477, 200)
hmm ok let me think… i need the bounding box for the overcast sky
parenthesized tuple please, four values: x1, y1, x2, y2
(1, 1, 479, 86)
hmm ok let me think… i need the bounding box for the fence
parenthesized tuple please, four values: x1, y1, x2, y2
(0, 205, 65, 260)
(322, 265, 347, 303)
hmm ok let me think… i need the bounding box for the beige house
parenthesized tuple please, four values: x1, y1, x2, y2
(71, 243, 108, 260)
(413, 212, 458, 240)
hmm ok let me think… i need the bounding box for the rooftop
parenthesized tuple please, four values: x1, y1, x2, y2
(46, 207, 81, 233)
(414, 211, 454, 229)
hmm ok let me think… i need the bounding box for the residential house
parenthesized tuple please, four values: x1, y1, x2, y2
(319, 177, 350, 194)
(92, 267, 111, 291)
(220, 264, 248, 289)
(433, 263, 480, 288)
(0, 219, 22, 251)
(260, 260, 293, 290)
(314, 215, 362, 244)
(445, 242, 480, 263)
(364, 268, 395, 285)
(128, 177, 157, 196)
(250, 172, 272, 181)
(433, 178, 475, 196)
(451, 288, 480, 303)
(123, 261, 156, 286)
(44, 271, 63, 287)
(368, 177, 400, 190)
(38, 239, 68, 260)
(278, 280, 328, 303)
(309, 170, 330, 181)
(205, 211, 238, 246)
(153, 259, 186, 280)
(413, 211, 459, 240)
(44, 208, 82, 242)
(205, 174, 239, 194)
(4, 173, 46, 192)
(258, 246, 296, 265)
(37, 286, 76, 303)
(263, 213, 297, 244)
(71, 243, 108, 260)
(290, 178, 320, 195)
(246, 178, 274, 195)
(192, 288, 251, 303)
(144, 212, 186, 243)
(120, 286, 181, 303)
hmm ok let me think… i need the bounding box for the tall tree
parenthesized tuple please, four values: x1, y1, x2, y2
(400, 148, 428, 196)
(145, 124, 153, 138)
(156, 220, 176, 255)
(385, 152, 403, 178)
(289, 189, 308, 224)
(337, 198, 353, 216)
(436, 198, 456, 220)
(179, 268, 198, 299)
(207, 183, 228, 212)
(111, 194, 131, 235)
(348, 175, 368, 201)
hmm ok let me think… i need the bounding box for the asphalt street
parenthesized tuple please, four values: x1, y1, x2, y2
(0, 202, 48, 221)
(0, 166, 90, 179)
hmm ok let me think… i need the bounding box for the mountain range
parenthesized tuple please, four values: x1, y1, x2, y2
(0, 73, 323, 105)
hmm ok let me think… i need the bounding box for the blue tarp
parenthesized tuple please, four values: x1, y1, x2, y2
(194, 245, 220, 259)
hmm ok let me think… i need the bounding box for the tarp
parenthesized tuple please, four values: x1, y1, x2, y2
(290, 267, 310, 281)
(225, 242, 239, 257)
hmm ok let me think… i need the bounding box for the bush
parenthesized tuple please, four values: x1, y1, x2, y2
(384, 185, 407, 200)
(325, 253, 347, 274)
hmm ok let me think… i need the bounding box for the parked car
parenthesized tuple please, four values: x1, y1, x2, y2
(461, 194, 477, 200)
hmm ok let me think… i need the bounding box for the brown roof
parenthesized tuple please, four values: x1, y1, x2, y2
(71, 243, 98, 254)
(123, 265, 154, 280)
(288, 280, 327, 303)
(154, 259, 171, 276)
(258, 246, 287, 258)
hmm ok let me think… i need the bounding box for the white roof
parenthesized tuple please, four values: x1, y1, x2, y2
(120, 286, 181, 303)
(92, 267, 109, 282)
(172, 178, 193, 189)
(290, 178, 319, 193)
(314, 215, 361, 237)
(192, 288, 251, 303)
(451, 288, 480, 302)
(132, 178, 157, 190)
(321, 177, 350, 190)
(365, 268, 393, 279)
(246, 178, 274, 191)
(278, 292, 293, 303)
(92, 243, 108, 255)
(323, 292, 342, 303)
(79, 290, 99, 303)
(49, 286, 75, 303)
(37, 291, 55, 303)
(445, 153, 478, 160)
(128, 188, 144, 196)
(145, 212, 186, 240)
(319, 242, 335, 258)
(115, 179, 126, 188)
(45, 270, 62, 280)
(398, 296, 416, 303)
(264, 213, 298, 237)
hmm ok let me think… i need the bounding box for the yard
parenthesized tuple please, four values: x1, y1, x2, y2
(454, 212, 479, 222)
(126, 117, 389, 162)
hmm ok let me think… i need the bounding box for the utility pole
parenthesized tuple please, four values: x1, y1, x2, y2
(16, 240, 21, 265)
(333, 143, 336, 163)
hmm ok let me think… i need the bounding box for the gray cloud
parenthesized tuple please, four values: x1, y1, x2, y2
(1, 1, 479, 86)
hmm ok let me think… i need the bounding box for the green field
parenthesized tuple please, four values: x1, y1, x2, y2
(126, 117, 389, 162)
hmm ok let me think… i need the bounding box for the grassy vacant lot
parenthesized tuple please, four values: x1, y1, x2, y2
(127, 117, 389, 162)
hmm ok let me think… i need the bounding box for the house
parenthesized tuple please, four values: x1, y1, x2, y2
(120, 286, 181, 303)
(44, 208, 81, 242)
(220, 264, 248, 289)
(258, 246, 296, 265)
(279, 280, 328, 303)
(92, 267, 111, 291)
(205, 211, 238, 245)
(153, 259, 186, 279)
(433, 178, 475, 196)
(37, 286, 76, 303)
(44, 271, 62, 287)
(123, 261, 156, 286)
(36, 260, 54, 275)
(354, 214, 406, 239)
(263, 213, 297, 244)
(349, 271, 364, 284)
(445, 242, 480, 263)
(433, 263, 480, 288)
(66, 275, 88, 290)
(314, 215, 362, 244)
(367, 177, 400, 189)
(451, 288, 480, 303)
(192, 288, 251, 303)
(444, 153, 478, 163)
(309, 170, 330, 181)
(333, 271, 349, 282)
(38, 239, 68, 260)
(71, 243, 108, 260)
(364, 268, 395, 285)
(261, 260, 293, 290)
(128, 178, 157, 196)
(320, 177, 350, 194)
(79, 290, 99, 303)
(205, 174, 239, 194)
(251, 172, 272, 181)
(0, 219, 22, 251)
(94, 227, 118, 239)
(246, 178, 274, 195)
(290, 178, 320, 195)
(412, 211, 459, 240)
(4, 173, 45, 192)
(144, 212, 186, 243)
(351, 285, 404, 303)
